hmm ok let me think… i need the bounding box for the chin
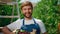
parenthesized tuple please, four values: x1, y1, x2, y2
(26, 17, 30, 18)
(24, 14, 32, 18)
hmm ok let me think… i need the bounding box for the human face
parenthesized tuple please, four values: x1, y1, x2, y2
(22, 5, 32, 18)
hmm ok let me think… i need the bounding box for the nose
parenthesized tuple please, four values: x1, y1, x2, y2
(26, 9, 29, 12)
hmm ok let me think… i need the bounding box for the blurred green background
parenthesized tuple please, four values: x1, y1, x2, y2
(0, 0, 60, 34)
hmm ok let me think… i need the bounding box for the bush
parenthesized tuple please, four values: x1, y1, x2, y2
(33, 0, 60, 34)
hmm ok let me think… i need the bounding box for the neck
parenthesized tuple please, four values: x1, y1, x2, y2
(24, 17, 32, 20)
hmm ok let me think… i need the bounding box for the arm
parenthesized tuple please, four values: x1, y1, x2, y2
(37, 20, 48, 34)
(2, 27, 15, 34)
(43, 32, 48, 34)
(2, 19, 21, 34)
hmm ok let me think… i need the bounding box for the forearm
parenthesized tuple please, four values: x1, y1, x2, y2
(2, 27, 15, 34)
(2, 31, 14, 34)
(43, 32, 48, 34)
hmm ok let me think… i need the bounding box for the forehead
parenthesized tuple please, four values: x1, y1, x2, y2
(22, 5, 31, 9)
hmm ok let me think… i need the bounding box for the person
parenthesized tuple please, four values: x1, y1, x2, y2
(2, 1, 47, 34)
(57, 23, 60, 34)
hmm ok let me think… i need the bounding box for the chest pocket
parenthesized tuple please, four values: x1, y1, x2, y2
(20, 18, 40, 34)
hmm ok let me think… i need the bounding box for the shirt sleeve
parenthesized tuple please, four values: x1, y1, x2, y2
(7, 19, 20, 31)
(38, 20, 46, 33)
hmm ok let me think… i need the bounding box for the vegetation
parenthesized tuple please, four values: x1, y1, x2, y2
(32, 0, 60, 34)
(0, 0, 60, 34)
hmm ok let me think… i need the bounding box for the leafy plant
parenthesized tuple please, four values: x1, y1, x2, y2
(33, 0, 60, 34)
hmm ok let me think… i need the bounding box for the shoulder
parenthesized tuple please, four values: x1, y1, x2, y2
(7, 18, 23, 26)
(34, 18, 43, 23)
(14, 18, 23, 23)
(6, 19, 23, 31)
(34, 18, 44, 25)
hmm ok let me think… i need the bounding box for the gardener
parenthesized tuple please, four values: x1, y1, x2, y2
(2, 1, 47, 34)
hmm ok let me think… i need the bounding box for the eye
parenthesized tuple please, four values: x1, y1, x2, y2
(28, 8, 31, 10)
(23, 8, 27, 10)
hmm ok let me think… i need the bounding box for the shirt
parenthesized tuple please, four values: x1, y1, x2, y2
(7, 18, 46, 33)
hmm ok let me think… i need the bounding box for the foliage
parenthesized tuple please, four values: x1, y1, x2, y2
(0, 0, 60, 34)
(0, 5, 18, 27)
(33, 0, 60, 34)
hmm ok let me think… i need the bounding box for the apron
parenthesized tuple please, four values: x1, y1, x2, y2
(20, 18, 40, 34)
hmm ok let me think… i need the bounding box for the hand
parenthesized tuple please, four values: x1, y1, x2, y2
(30, 29, 36, 34)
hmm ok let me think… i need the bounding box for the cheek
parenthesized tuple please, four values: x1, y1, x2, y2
(22, 10, 25, 14)
(29, 9, 32, 13)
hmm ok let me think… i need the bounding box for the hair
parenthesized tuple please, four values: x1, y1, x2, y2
(21, 1, 33, 9)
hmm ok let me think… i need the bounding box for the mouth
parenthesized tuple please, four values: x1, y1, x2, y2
(26, 13, 31, 16)
(24, 13, 32, 18)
